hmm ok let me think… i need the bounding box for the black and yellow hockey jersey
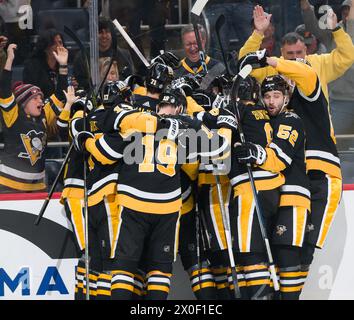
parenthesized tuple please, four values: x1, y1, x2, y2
(67, 107, 125, 206)
(133, 94, 159, 113)
(0, 71, 63, 192)
(290, 81, 341, 179)
(272, 58, 341, 180)
(260, 110, 311, 211)
(228, 102, 284, 197)
(180, 162, 199, 215)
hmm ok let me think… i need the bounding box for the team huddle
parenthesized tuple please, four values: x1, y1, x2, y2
(60, 45, 341, 300)
(1, 4, 353, 300)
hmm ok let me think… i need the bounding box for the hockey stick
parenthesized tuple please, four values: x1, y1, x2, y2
(231, 64, 280, 292)
(112, 19, 150, 68)
(35, 142, 75, 225)
(214, 14, 232, 77)
(191, 0, 209, 74)
(192, 22, 208, 74)
(213, 172, 241, 299)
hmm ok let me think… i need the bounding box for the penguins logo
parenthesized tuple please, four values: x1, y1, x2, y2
(19, 130, 46, 166)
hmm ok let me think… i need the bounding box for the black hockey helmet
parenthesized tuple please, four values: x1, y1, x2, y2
(261, 75, 290, 96)
(159, 86, 187, 113)
(145, 62, 174, 92)
(101, 80, 132, 107)
(238, 76, 260, 102)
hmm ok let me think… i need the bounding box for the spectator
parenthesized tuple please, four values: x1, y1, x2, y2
(174, 24, 225, 79)
(300, 0, 354, 134)
(98, 57, 119, 83)
(0, 44, 67, 193)
(73, 17, 133, 91)
(22, 29, 74, 99)
(0, 0, 32, 65)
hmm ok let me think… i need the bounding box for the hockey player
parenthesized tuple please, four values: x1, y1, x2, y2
(264, 56, 342, 296)
(56, 87, 97, 299)
(133, 62, 174, 112)
(74, 85, 232, 300)
(235, 75, 310, 299)
(0, 44, 66, 192)
(220, 76, 284, 300)
(67, 80, 162, 299)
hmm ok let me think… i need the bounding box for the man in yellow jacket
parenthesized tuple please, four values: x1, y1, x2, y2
(239, 5, 354, 104)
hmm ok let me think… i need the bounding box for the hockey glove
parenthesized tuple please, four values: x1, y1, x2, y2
(234, 142, 267, 165)
(237, 49, 268, 72)
(172, 75, 200, 96)
(157, 117, 180, 140)
(217, 107, 238, 131)
(74, 131, 94, 153)
(151, 51, 180, 69)
(177, 114, 203, 131)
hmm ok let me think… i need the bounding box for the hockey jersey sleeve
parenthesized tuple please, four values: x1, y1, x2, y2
(97, 104, 159, 134)
(274, 58, 318, 97)
(238, 30, 277, 83)
(57, 109, 71, 141)
(85, 132, 126, 165)
(260, 112, 305, 173)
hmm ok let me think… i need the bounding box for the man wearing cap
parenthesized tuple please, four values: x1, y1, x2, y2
(0, 44, 64, 192)
(300, 0, 354, 134)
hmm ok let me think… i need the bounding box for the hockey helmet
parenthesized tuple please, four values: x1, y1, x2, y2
(159, 86, 187, 113)
(145, 62, 174, 92)
(261, 75, 290, 96)
(101, 80, 132, 107)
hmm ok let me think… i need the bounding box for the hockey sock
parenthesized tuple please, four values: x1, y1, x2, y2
(227, 266, 248, 300)
(145, 270, 172, 300)
(274, 245, 305, 300)
(239, 253, 272, 300)
(212, 265, 233, 300)
(74, 260, 85, 300)
(189, 263, 217, 300)
(111, 270, 135, 300)
(132, 271, 146, 300)
(75, 260, 99, 300)
(299, 242, 316, 292)
(96, 272, 112, 300)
